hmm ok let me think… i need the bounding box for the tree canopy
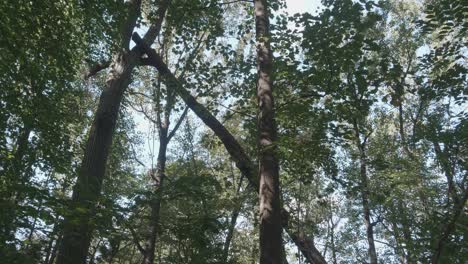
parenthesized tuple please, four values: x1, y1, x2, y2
(0, 0, 466, 263)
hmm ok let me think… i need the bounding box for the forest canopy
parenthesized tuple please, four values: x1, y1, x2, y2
(0, 0, 466, 263)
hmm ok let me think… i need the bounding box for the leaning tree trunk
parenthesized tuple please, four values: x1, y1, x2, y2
(133, 34, 327, 264)
(56, 51, 137, 264)
(56, 0, 169, 262)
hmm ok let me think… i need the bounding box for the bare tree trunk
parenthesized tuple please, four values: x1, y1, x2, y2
(142, 131, 167, 264)
(352, 121, 377, 264)
(253, 1, 283, 262)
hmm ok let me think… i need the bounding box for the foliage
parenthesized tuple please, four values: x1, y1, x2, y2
(0, 0, 466, 263)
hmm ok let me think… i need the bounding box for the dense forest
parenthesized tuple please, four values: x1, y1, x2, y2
(0, 0, 466, 263)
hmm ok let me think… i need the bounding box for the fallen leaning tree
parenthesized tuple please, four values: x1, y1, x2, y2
(133, 32, 327, 264)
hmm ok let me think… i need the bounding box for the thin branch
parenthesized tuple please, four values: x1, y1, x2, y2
(126, 224, 146, 255)
(375, 240, 398, 249)
(127, 100, 158, 124)
(130, 141, 146, 168)
(167, 106, 189, 141)
(219, 103, 256, 119)
(128, 89, 153, 101)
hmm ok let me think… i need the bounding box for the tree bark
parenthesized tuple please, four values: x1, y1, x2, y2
(254, 0, 283, 263)
(133, 34, 327, 264)
(56, 0, 169, 262)
(431, 190, 467, 264)
(56, 50, 137, 264)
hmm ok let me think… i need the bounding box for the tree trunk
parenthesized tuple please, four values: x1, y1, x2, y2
(353, 121, 377, 264)
(254, 0, 283, 263)
(56, 0, 170, 261)
(48, 234, 62, 264)
(56, 51, 136, 264)
(133, 34, 327, 264)
(142, 130, 168, 264)
(431, 190, 467, 264)
(44, 224, 59, 264)
(222, 175, 244, 263)
(222, 209, 240, 263)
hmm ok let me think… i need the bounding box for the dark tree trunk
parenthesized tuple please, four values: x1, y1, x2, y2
(431, 190, 467, 264)
(48, 234, 62, 264)
(359, 149, 378, 264)
(43, 224, 59, 264)
(287, 230, 327, 264)
(56, 0, 170, 261)
(222, 208, 240, 263)
(133, 34, 327, 264)
(253, 0, 283, 263)
(56, 51, 136, 264)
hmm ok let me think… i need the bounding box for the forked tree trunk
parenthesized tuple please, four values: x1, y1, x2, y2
(56, 0, 169, 261)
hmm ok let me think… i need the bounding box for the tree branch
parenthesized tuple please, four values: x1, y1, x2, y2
(167, 106, 189, 141)
(132, 32, 328, 264)
(85, 61, 110, 79)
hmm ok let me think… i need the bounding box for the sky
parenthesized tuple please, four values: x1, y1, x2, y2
(285, 0, 321, 14)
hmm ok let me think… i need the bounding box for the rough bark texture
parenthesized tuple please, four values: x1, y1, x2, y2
(287, 230, 327, 264)
(254, 0, 283, 263)
(133, 34, 327, 264)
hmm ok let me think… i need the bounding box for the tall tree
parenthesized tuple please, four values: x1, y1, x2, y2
(56, 1, 169, 263)
(254, 0, 283, 263)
